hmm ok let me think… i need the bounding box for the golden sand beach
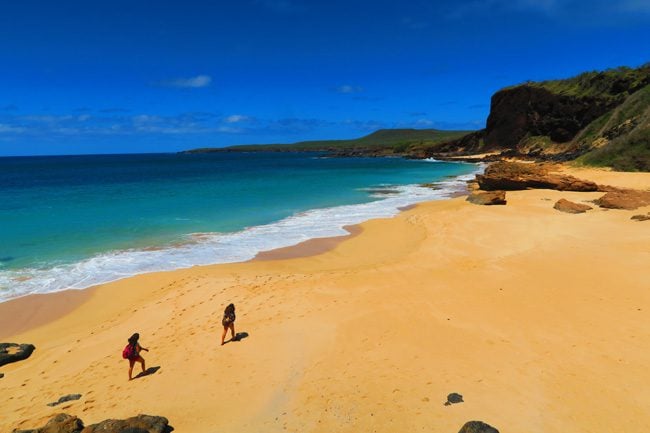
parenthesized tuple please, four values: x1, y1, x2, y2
(1, 167, 649, 433)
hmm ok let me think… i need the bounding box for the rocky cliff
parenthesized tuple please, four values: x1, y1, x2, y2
(433, 64, 650, 170)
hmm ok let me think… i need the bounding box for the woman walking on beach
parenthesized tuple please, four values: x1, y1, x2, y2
(123, 332, 149, 380)
(221, 303, 236, 345)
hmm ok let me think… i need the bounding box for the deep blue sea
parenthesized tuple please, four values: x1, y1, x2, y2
(0, 152, 479, 301)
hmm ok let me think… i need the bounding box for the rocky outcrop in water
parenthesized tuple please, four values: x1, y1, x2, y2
(476, 162, 599, 192)
(0, 343, 36, 367)
(12, 414, 172, 433)
(553, 198, 593, 214)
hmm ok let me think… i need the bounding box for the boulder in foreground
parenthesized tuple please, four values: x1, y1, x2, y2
(476, 162, 598, 192)
(12, 414, 172, 433)
(466, 191, 507, 205)
(458, 420, 500, 433)
(631, 213, 650, 221)
(553, 198, 593, 214)
(83, 415, 171, 433)
(594, 189, 650, 210)
(13, 413, 83, 433)
(0, 343, 36, 367)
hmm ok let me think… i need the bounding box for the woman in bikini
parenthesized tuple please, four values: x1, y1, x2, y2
(221, 303, 236, 345)
(126, 332, 149, 380)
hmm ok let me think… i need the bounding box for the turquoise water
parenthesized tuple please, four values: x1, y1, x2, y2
(0, 152, 479, 301)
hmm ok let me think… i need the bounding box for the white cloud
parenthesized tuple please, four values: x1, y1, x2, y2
(414, 119, 434, 126)
(0, 124, 26, 133)
(334, 85, 364, 94)
(225, 114, 251, 123)
(619, 0, 650, 13)
(159, 75, 212, 88)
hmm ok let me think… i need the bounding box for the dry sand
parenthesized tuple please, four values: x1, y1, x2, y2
(1, 167, 649, 433)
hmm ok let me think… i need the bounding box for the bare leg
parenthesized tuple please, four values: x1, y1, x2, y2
(141, 358, 146, 373)
(221, 326, 228, 345)
(128, 361, 134, 380)
(230, 323, 236, 340)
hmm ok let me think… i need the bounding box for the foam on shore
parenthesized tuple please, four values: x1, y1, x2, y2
(0, 168, 480, 302)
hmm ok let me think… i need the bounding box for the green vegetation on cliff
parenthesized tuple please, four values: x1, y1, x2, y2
(184, 64, 650, 171)
(458, 63, 650, 171)
(531, 64, 650, 101)
(576, 83, 650, 171)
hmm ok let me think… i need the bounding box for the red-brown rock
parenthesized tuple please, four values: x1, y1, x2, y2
(466, 191, 507, 205)
(553, 199, 593, 214)
(594, 189, 650, 210)
(476, 162, 599, 192)
(631, 213, 650, 221)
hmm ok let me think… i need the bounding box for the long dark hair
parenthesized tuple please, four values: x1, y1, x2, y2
(224, 303, 235, 315)
(128, 332, 140, 347)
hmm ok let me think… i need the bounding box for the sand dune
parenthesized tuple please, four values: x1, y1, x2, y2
(1, 168, 649, 433)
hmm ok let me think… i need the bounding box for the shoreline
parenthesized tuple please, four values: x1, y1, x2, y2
(2, 165, 649, 433)
(0, 166, 477, 305)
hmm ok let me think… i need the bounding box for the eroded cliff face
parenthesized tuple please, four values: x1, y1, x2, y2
(431, 65, 650, 168)
(483, 85, 619, 149)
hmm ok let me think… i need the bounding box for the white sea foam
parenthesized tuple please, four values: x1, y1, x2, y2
(0, 167, 482, 302)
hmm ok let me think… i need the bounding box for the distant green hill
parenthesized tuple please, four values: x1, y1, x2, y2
(184, 128, 473, 156)
(185, 64, 650, 171)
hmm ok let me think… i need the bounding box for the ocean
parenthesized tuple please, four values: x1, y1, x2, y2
(0, 152, 479, 301)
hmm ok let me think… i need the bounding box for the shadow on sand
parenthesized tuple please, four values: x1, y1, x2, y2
(134, 366, 161, 380)
(224, 332, 249, 345)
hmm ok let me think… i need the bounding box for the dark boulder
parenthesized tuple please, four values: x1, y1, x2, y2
(466, 191, 507, 206)
(13, 414, 172, 433)
(631, 213, 650, 221)
(553, 198, 593, 214)
(82, 415, 171, 433)
(476, 162, 598, 192)
(458, 420, 500, 433)
(445, 393, 464, 405)
(47, 394, 82, 407)
(0, 343, 36, 367)
(13, 413, 84, 433)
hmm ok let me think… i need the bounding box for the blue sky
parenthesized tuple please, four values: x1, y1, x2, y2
(0, 0, 649, 156)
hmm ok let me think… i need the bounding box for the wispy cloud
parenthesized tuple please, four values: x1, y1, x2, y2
(0, 123, 26, 133)
(253, 0, 299, 13)
(618, 0, 650, 13)
(0, 109, 483, 142)
(333, 85, 364, 94)
(157, 75, 212, 89)
(445, 0, 650, 22)
(401, 17, 429, 30)
(225, 114, 253, 123)
(99, 107, 131, 114)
